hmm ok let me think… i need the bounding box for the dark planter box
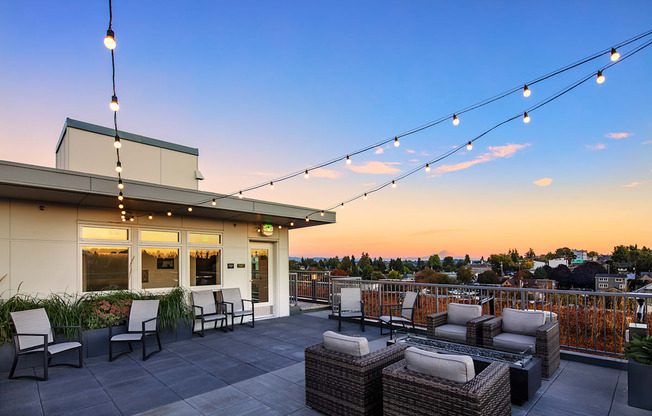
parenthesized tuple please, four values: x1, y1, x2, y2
(176, 318, 192, 341)
(628, 360, 652, 410)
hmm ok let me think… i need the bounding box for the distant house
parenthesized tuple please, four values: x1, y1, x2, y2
(572, 250, 588, 262)
(501, 278, 556, 290)
(598, 255, 611, 262)
(549, 258, 568, 268)
(470, 263, 492, 276)
(532, 260, 547, 270)
(594, 274, 630, 292)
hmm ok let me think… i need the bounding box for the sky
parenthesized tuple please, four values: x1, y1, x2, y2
(1, 1, 651, 259)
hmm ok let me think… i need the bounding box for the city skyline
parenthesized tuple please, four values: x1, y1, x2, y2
(1, 1, 651, 258)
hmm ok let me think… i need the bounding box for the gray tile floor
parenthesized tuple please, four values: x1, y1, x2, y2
(1, 311, 650, 416)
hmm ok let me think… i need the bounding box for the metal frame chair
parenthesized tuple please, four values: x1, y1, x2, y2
(191, 290, 228, 337)
(221, 288, 254, 329)
(338, 287, 365, 332)
(109, 300, 162, 362)
(379, 291, 418, 339)
(9, 308, 83, 381)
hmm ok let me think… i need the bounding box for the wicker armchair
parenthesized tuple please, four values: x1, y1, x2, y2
(382, 359, 511, 416)
(427, 303, 493, 345)
(482, 310, 560, 378)
(305, 342, 407, 416)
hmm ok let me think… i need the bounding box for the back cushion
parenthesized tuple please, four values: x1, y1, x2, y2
(192, 291, 217, 315)
(447, 303, 482, 326)
(322, 331, 370, 357)
(340, 288, 361, 312)
(502, 308, 545, 335)
(401, 292, 418, 320)
(11, 308, 54, 350)
(405, 347, 475, 383)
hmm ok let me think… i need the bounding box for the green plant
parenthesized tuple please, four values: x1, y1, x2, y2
(624, 335, 652, 365)
(387, 270, 401, 280)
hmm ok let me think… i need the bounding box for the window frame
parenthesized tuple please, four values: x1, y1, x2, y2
(78, 224, 132, 293)
(187, 231, 223, 290)
(139, 228, 183, 291)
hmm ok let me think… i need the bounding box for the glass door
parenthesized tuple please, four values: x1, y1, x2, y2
(250, 245, 272, 304)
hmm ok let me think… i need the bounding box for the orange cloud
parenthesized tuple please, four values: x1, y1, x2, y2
(605, 132, 631, 139)
(434, 143, 530, 174)
(374, 147, 384, 154)
(623, 182, 641, 188)
(533, 178, 553, 187)
(586, 143, 606, 151)
(310, 169, 342, 179)
(348, 161, 401, 174)
(644, 140, 652, 145)
(407, 149, 416, 154)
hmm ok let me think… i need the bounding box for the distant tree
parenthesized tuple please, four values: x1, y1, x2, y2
(416, 258, 425, 271)
(488, 253, 516, 274)
(456, 266, 474, 284)
(521, 260, 534, 270)
(548, 264, 572, 289)
(373, 257, 386, 273)
(570, 261, 607, 289)
(480, 256, 485, 263)
(463, 254, 471, 265)
(515, 270, 533, 280)
(587, 251, 599, 260)
(289, 260, 301, 271)
(387, 270, 401, 280)
(427, 254, 442, 270)
(350, 255, 358, 277)
(389, 258, 404, 272)
(442, 256, 456, 272)
(533, 267, 548, 280)
(339, 256, 352, 275)
(330, 268, 348, 277)
(525, 248, 536, 260)
(611, 245, 630, 263)
(358, 253, 372, 271)
(509, 249, 520, 264)
(371, 271, 385, 280)
(554, 247, 577, 262)
(477, 270, 500, 284)
(636, 251, 652, 273)
(326, 256, 340, 270)
(404, 262, 416, 273)
(415, 268, 456, 284)
(361, 264, 374, 280)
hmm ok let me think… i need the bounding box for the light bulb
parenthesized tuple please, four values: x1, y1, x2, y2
(211, 199, 216, 206)
(290, 221, 294, 226)
(320, 211, 325, 216)
(118, 179, 124, 189)
(121, 215, 125, 220)
(596, 70, 605, 84)
(115, 161, 122, 173)
(187, 207, 193, 212)
(425, 164, 431, 172)
(452, 114, 459, 126)
(148, 214, 153, 220)
(610, 48, 620, 62)
(392, 180, 397, 188)
(110, 95, 119, 112)
(114, 135, 121, 149)
(129, 217, 134, 222)
(270, 181, 274, 190)
(238, 191, 243, 199)
(340, 203, 344, 209)
(466, 141, 473, 151)
(346, 155, 351, 165)
(104, 29, 116, 50)
(523, 85, 531, 97)
(118, 203, 124, 209)
(394, 137, 400, 147)
(118, 192, 123, 201)
(304, 169, 309, 179)
(305, 217, 310, 222)
(121, 218, 126, 222)
(121, 210, 126, 215)
(523, 112, 531, 123)
(363, 193, 368, 200)
(167, 211, 172, 216)
(278, 225, 282, 229)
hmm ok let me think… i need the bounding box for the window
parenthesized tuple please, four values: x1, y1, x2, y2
(619, 284, 626, 289)
(141, 248, 179, 289)
(599, 278, 608, 282)
(141, 230, 179, 242)
(82, 247, 129, 291)
(190, 249, 221, 286)
(615, 278, 623, 282)
(189, 233, 221, 244)
(598, 283, 608, 289)
(82, 226, 128, 240)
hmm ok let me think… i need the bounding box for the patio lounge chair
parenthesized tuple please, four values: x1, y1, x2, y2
(9, 308, 83, 381)
(427, 303, 493, 345)
(191, 290, 228, 337)
(221, 288, 254, 329)
(379, 291, 418, 340)
(305, 331, 407, 415)
(382, 347, 511, 416)
(337, 287, 365, 332)
(482, 308, 560, 378)
(109, 299, 162, 361)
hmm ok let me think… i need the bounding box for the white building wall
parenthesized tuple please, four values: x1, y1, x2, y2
(0, 199, 291, 318)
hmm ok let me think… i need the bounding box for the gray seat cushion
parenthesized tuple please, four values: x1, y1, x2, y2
(433, 324, 467, 343)
(198, 314, 226, 322)
(33, 342, 81, 355)
(493, 332, 536, 353)
(379, 315, 411, 324)
(447, 303, 482, 326)
(111, 333, 144, 342)
(405, 347, 475, 383)
(502, 308, 545, 335)
(340, 312, 363, 317)
(233, 310, 253, 317)
(322, 331, 370, 357)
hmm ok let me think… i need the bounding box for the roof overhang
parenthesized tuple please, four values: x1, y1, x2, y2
(0, 160, 335, 229)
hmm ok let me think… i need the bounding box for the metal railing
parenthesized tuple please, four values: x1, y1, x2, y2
(289, 271, 333, 305)
(331, 278, 652, 358)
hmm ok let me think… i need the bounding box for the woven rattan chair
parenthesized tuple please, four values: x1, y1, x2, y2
(382, 358, 511, 416)
(191, 290, 228, 337)
(337, 287, 365, 332)
(9, 308, 83, 381)
(220, 288, 254, 329)
(379, 291, 418, 339)
(482, 308, 560, 378)
(305, 340, 407, 415)
(427, 303, 493, 345)
(109, 300, 162, 361)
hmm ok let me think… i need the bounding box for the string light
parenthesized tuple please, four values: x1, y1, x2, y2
(129, 216, 134, 222)
(611, 48, 620, 61)
(187, 207, 193, 212)
(425, 164, 431, 172)
(596, 70, 605, 84)
(363, 193, 368, 200)
(394, 137, 400, 147)
(110, 95, 119, 112)
(466, 141, 473, 151)
(115, 161, 122, 173)
(270, 181, 274, 190)
(290, 221, 294, 226)
(211, 199, 216, 206)
(320, 210, 325, 216)
(121, 210, 126, 215)
(305, 217, 310, 222)
(452, 114, 460, 126)
(346, 155, 351, 165)
(278, 225, 282, 229)
(118, 191, 123, 201)
(340, 203, 344, 209)
(114, 135, 121, 148)
(167, 211, 172, 216)
(392, 180, 397, 188)
(238, 191, 243, 199)
(523, 112, 531, 123)
(120, 214, 125, 219)
(104, 29, 116, 50)
(148, 214, 153, 220)
(118, 203, 124, 209)
(523, 85, 531, 97)
(118, 179, 124, 189)
(304, 170, 309, 179)
(121, 218, 126, 222)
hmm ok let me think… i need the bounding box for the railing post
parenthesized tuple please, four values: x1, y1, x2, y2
(311, 277, 317, 302)
(489, 295, 495, 316)
(520, 291, 526, 310)
(434, 287, 439, 313)
(378, 280, 382, 319)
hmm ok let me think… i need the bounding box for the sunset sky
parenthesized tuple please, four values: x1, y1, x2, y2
(1, 1, 651, 259)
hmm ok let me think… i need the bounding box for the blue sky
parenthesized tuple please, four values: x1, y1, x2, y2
(1, 1, 651, 258)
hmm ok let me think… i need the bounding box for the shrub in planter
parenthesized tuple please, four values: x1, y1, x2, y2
(624, 335, 652, 410)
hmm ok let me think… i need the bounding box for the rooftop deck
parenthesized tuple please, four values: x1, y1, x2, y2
(1, 311, 650, 416)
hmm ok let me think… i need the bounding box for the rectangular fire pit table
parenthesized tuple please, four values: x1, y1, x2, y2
(390, 335, 541, 405)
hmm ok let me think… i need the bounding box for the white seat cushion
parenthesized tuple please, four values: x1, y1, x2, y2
(502, 308, 545, 335)
(405, 347, 475, 383)
(379, 315, 411, 324)
(34, 342, 81, 355)
(493, 332, 536, 353)
(233, 310, 252, 317)
(199, 314, 226, 322)
(111, 333, 144, 342)
(433, 324, 467, 343)
(340, 312, 363, 317)
(447, 303, 482, 326)
(322, 331, 369, 357)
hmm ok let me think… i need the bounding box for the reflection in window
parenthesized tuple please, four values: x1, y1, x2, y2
(141, 230, 179, 242)
(82, 227, 128, 240)
(190, 250, 221, 286)
(82, 247, 129, 292)
(141, 248, 179, 289)
(189, 233, 221, 244)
